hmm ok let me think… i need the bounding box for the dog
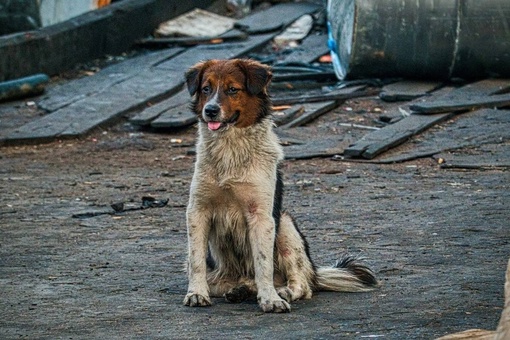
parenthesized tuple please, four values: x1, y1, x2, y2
(183, 59, 378, 313)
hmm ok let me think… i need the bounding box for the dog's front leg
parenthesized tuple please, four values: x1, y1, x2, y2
(183, 209, 211, 307)
(248, 211, 291, 313)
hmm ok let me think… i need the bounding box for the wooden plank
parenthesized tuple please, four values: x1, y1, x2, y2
(5, 33, 275, 143)
(130, 87, 189, 126)
(410, 92, 510, 114)
(154, 33, 275, 71)
(277, 127, 354, 160)
(273, 106, 304, 126)
(441, 79, 510, 99)
(344, 79, 510, 159)
(8, 70, 186, 142)
(272, 85, 370, 106)
(280, 101, 338, 128)
(373, 108, 510, 164)
(38, 48, 183, 112)
(137, 30, 248, 47)
(433, 141, 510, 169)
(150, 103, 196, 128)
(273, 14, 313, 45)
(435, 143, 510, 170)
(379, 80, 442, 102)
(278, 33, 330, 64)
(234, 2, 320, 34)
(344, 112, 454, 159)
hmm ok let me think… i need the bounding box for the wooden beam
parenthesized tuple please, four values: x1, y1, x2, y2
(410, 92, 510, 114)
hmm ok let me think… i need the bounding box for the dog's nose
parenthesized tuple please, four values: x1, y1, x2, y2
(204, 104, 220, 118)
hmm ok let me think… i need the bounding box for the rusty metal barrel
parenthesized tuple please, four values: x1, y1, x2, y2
(327, 0, 510, 80)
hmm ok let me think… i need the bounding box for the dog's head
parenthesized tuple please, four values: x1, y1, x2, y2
(185, 59, 272, 131)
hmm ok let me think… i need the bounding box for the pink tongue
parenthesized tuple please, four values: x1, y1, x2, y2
(207, 122, 222, 131)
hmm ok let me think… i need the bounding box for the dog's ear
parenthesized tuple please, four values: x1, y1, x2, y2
(238, 60, 272, 95)
(185, 60, 214, 96)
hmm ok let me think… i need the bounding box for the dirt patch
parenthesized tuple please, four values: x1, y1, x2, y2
(1, 103, 509, 338)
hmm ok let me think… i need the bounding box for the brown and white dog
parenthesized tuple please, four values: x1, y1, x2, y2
(183, 59, 378, 313)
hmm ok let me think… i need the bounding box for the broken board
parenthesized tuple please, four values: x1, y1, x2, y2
(5, 33, 275, 143)
(155, 8, 236, 37)
(234, 2, 320, 34)
(273, 14, 314, 45)
(150, 103, 196, 128)
(344, 79, 510, 159)
(272, 85, 369, 106)
(410, 92, 510, 114)
(278, 33, 330, 64)
(373, 108, 510, 163)
(435, 142, 510, 170)
(273, 106, 304, 126)
(379, 80, 442, 102)
(130, 87, 189, 127)
(343, 112, 454, 160)
(277, 127, 354, 160)
(279, 101, 337, 128)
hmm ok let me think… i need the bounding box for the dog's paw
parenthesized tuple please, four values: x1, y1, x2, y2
(277, 285, 313, 302)
(183, 293, 212, 307)
(276, 286, 293, 302)
(225, 285, 252, 303)
(258, 297, 291, 313)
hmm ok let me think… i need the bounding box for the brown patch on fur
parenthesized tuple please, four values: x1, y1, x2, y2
(185, 59, 272, 128)
(247, 200, 258, 215)
(276, 234, 292, 257)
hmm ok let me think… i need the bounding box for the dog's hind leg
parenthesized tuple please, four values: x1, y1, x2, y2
(275, 212, 315, 302)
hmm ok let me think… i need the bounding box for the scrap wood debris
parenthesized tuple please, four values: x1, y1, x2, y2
(2, 1, 509, 165)
(72, 196, 170, 219)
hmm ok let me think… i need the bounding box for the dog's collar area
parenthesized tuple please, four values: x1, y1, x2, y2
(206, 111, 240, 131)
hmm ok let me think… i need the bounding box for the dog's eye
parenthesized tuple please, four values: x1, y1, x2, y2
(226, 87, 239, 95)
(202, 86, 211, 94)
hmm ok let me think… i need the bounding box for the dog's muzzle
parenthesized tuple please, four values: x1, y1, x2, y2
(203, 107, 240, 131)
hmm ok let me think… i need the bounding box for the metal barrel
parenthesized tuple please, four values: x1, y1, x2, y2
(327, 0, 510, 80)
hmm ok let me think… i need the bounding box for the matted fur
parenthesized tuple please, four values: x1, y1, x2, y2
(182, 59, 378, 313)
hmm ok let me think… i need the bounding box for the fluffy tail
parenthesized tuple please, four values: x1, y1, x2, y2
(314, 255, 379, 292)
